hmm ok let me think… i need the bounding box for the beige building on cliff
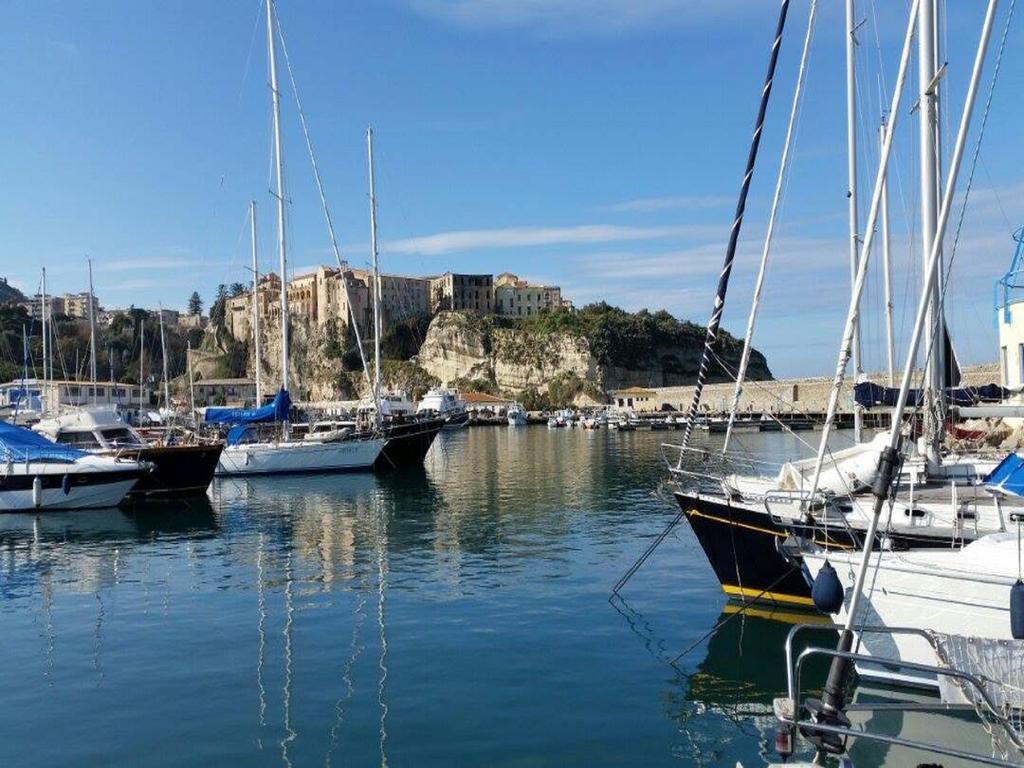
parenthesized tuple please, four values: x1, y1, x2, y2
(494, 272, 564, 317)
(223, 265, 570, 344)
(225, 267, 435, 343)
(429, 273, 494, 314)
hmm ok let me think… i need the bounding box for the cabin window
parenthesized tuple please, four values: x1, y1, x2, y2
(56, 431, 102, 449)
(101, 428, 143, 447)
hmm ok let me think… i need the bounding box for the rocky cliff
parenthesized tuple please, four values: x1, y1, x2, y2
(414, 307, 771, 401)
(193, 304, 772, 406)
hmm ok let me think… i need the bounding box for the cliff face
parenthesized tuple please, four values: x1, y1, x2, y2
(414, 310, 772, 396)
(194, 306, 772, 404)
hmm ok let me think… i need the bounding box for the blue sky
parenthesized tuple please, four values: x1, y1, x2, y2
(2, 0, 1022, 378)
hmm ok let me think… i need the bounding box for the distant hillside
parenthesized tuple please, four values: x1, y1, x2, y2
(0, 278, 27, 305)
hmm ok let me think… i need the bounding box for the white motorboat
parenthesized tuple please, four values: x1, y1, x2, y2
(0, 421, 145, 511)
(416, 388, 469, 430)
(507, 403, 527, 426)
(33, 405, 223, 497)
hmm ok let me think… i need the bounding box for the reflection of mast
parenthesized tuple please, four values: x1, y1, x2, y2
(280, 548, 295, 768)
(377, 499, 389, 768)
(256, 532, 267, 746)
(93, 592, 105, 682)
(325, 574, 367, 766)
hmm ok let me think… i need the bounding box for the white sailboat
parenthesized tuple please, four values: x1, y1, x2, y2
(213, 0, 383, 477)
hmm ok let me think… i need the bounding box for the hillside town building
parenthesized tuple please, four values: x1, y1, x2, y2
(494, 272, 565, 317)
(223, 266, 567, 343)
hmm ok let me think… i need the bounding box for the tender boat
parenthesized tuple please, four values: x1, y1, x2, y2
(34, 406, 222, 497)
(0, 421, 146, 511)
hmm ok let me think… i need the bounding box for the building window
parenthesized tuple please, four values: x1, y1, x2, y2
(1019, 343, 1024, 387)
(1003, 345, 1010, 385)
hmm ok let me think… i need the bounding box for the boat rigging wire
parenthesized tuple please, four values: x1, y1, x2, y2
(680, 0, 792, 449)
(272, 4, 374, 396)
(723, 0, 819, 453)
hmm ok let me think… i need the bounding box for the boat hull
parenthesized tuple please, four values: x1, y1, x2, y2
(442, 411, 469, 430)
(215, 438, 384, 476)
(803, 544, 1016, 692)
(0, 465, 144, 511)
(374, 418, 443, 471)
(118, 443, 224, 496)
(675, 491, 814, 607)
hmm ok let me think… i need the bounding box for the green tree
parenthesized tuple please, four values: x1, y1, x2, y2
(229, 282, 246, 298)
(187, 291, 203, 315)
(210, 284, 229, 327)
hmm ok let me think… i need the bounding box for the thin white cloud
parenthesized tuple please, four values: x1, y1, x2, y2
(106, 279, 161, 292)
(384, 223, 714, 255)
(99, 257, 200, 271)
(602, 195, 734, 213)
(405, 0, 745, 34)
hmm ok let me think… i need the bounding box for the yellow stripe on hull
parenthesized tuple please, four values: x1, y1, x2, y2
(721, 583, 817, 608)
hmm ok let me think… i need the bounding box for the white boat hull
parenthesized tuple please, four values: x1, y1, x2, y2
(803, 536, 1019, 690)
(0, 459, 144, 512)
(215, 438, 384, 476)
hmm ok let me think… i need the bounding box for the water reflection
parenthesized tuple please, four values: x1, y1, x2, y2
(1, 427, 830, 767)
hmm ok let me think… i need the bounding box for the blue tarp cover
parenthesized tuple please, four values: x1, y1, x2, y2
(985, 452, 1024, 497)
(0, 421, 86, 463)
(204, 388, 291, 425)
(854, 382, 1008, 409)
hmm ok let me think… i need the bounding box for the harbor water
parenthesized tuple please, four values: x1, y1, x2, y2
(0, 426, 992, 766)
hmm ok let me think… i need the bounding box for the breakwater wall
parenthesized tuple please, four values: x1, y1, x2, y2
(618, 364, 1000, 418)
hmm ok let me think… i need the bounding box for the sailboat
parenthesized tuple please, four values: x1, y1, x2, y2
(665, 0, 1008, 607)
(768, 2, 1024, 761)
(209, 0, 383, 477)
(358, 127, 444, 471)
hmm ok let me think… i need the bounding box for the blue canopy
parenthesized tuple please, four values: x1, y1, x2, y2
(0, 421, 86, 464)
(985, 452, 1024, 497)
(854, 381, 1007, 409)
(204, 388, 291, 426)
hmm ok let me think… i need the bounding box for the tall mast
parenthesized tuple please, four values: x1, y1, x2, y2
(158, 303, 170, 410)
(87, 257, 98, 402)
(846, 0, 864, 443)
(187, 340, 197, 417)
(267, 0, 289, 395)
(40, 268, 48, 390)
(880, 119, 896, 387)
(919, 0, 944, 466)
(817, 0, 998, 718)
(680, 0, 791, 447)
(139, 318, 145, 410)
(250, 200, 263, 404)
(367, 126, 383, 415)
